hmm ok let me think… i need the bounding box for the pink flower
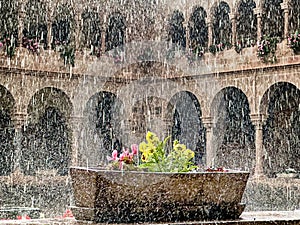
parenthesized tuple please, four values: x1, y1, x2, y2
(131, 144, 138, 155)
(0, 42, 3, 48)
(119, 153, 125, 161)
(107, 150, 118, 161)
(112, 150, 118, 160)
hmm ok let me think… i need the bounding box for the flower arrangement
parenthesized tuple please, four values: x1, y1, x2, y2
(257, 36, 279, 63)
(287, 31, 300, 53)
(22, 37, 39, 54)
(107, 131, 197, 172)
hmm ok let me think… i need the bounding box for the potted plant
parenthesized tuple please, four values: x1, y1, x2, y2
(257, 36, 279, 63)
(287, 31, 300, 54)
(70, 132, 249, 223)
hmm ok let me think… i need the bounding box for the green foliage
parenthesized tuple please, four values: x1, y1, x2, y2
(6, 42, 15, 58)
(288, 31, 300, 53)
(257, 36, 279, 63)
(59, 44, 75, 67)
(138, 131, 197, 172)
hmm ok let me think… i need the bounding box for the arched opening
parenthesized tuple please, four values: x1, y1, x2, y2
(0, 85, 15, 176)
(236, 0, 257, 47)
(51, 3, 75, 47)
(167, 10, 186, 48)
(21, 87, 72, 176)
(167, 91, 205, 165)
(288, 0, 300, 33)
(81, 7, 101, 55)
(82, 91, 123, 166)
(211, 87, 255, 170)
(261, 82, 300, 177)
(262, 0, 284, 39)
(211, 1, 232, 47)
(23, 0, 48, 50)
(189, 6, 208, 50)
(105, 12, 125, 52)
(0, 0, 18, 50)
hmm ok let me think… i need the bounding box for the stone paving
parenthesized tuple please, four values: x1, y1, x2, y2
(0, 211, 300, 225)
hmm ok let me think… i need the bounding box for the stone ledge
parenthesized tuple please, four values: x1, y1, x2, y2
(0, 211, 300, 225)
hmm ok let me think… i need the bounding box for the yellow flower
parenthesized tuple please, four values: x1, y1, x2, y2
(146, 131, 159, 145)
(183, 149, 195, 159)
(173, 143, 186, 152)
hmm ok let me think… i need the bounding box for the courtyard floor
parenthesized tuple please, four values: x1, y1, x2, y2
(0, 210, 300, 225)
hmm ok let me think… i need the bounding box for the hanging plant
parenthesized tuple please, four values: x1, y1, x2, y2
(287, 31, 300, 53)
(22, 37, 39, 54)
(257, 36, 279, 63)
(57, 42, 75, 67)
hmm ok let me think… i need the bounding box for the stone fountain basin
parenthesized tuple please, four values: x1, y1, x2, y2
(70, 166, 249, 223)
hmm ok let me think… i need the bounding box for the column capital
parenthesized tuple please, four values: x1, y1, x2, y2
(250, 114, 267, 127)
(229, 13, 236, 21)
(69, 116, 84, 126)
(201, 117, 214, 130)
(12, 112, 27, 130)
(280, 2, 289, 11)
(253, 8, 263, 17)
(205, 17, 212, 25)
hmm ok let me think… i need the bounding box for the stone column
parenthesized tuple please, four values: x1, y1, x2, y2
(202, 117, 214, 168)
(18, 3, 25, 46)
(230, 13, 237, 45)
(101, 24, 107, 54)
(184, 22, 189, 49)
(206, 18, 213, 47)
(74, 14, 81, 51)
(251, 114, 267, 178)
(47, 21, 52, 50)
(12, 112, 27, 172)
(254, 8, 262, 41)
(281, 2, 289, 41)
(69, 116, 84, 166)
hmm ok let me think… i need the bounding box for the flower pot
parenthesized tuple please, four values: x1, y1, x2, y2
(70, 167, 249, 223)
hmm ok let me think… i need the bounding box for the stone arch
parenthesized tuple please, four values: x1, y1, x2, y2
(0, 84, 15, 176)
(51, 1, 75, 47)
(288, 0, 300, 33)
(210, 86, 255, 170)
(262, 0, 284, 39)
(81, 91, 124, 167)
(21, 87, 73, 176)
(260, 82, 300, 177)
(105, 12, 126, 52)
(235, 0, 257, 47)
(167, 9, 186, 48)
(189, 6, 208, 49)
(81, 6, 102, 52)
(166, 91, 205, 165)
(0, 0, 18, 43)
(211, 1, 232, 46)
(23, 0, 48, 49)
